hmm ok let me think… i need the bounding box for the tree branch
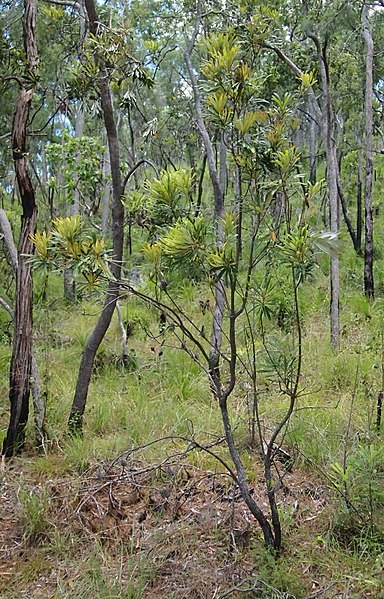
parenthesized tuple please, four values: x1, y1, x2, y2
(0, 209, 18, 272)
(260, 41, 322, 124)
(40, 0, 80, 8)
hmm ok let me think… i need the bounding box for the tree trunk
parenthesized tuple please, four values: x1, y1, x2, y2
(309, 100, 317, 185)
(0, 209, 45, 449)
(64, 0, 88, 303)
(184, 25, 225, 379)
(337, 167, 358, 252)
(2, 0, 38, 456)
(195, 153, 206, 217)
(315, 40, 339, 350)
(101, 150, 111, 237)
(356, 125, 363, 254)
(68, 0, 124, 432)
(261, 38, 339, 347)
(362, 4, 374, 298)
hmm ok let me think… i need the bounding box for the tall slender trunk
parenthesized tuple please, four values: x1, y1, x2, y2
(362, 4, 374, 298)
(2, 0, 38, 456)
(309, 100, 317, 185)
(0, 209, 45, 448)
(263, 33, 339, 348)
(195, 153, 206, 217)
(337, 162, 358, 251)
(64, 0, 87, 302)
(101, 150, 111, 237)
(219, 131, 227, 201)
(184, 27, 225, 379)
(68, 0, 124, 432)
(356, 125, 363, 254)
(315, 40, 339, 350)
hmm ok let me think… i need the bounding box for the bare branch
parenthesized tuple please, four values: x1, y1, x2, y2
(0, 296, 14, 319)
(40, 0, 80, 8)
(260, 41, 322, 124)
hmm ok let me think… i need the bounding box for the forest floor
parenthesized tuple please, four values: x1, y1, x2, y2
(0, 445, 383, 599)
(1, 279, 384, 598)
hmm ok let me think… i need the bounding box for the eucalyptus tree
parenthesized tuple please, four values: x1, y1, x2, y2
(362, 2, 374, 298)
(67, 0, 125, 431)
(2, 0, 39, 456)
(0, 0, 91, 453)
(255, 0, 373, 348)
(68, 0, 154, 431)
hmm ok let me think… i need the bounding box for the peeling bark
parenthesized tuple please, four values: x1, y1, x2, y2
(0, 209, 45, 449)
(2, 0, 39, 457)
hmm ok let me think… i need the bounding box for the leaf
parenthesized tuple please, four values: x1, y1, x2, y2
(234, 111, 260, 134)
(297, 71, 317, 91)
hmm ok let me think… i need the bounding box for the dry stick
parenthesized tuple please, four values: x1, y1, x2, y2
(0, 296, 14, 318)
(41, 0, 80, 7)
(219, 577, 288, 599)
(122, 158, 157, 193)
(77, 436, 234, 513)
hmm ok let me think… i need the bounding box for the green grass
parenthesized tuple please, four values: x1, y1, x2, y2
(1, 260, 384, 598)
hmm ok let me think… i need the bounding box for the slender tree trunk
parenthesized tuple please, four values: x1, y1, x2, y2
(101, 150, 111, 237)
(309, 101, 317, 185)
(235, 162, 243, 256)
(355, 125, 363, 254)
(116, 300, 129, 366)
(184, 22, 225, 378)
(2, 0, 38, 456)
(0, 209, 45, 448)
(68, 0, 124, 432)
(362, 4, 374, 298)
(64, 0, 87, 302)
(337, 167, 358, 251)
(184, 49, 223, 228)
(261, 38, 339, 347)
(314, 40, 339, 350)
(219, 131, 227, 201)
(195, 153, 206, 217)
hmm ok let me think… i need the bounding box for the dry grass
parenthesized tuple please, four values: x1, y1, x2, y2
(2, 438, 381, 599)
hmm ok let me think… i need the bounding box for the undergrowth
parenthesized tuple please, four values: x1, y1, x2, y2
(1, 265, 384, 597)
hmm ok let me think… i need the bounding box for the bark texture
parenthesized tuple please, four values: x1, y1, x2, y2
(0, 209, 45, 448)
(308, 34, 339, 349)
(2, 0, 38, 456)
(68, 0, 124, 432)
